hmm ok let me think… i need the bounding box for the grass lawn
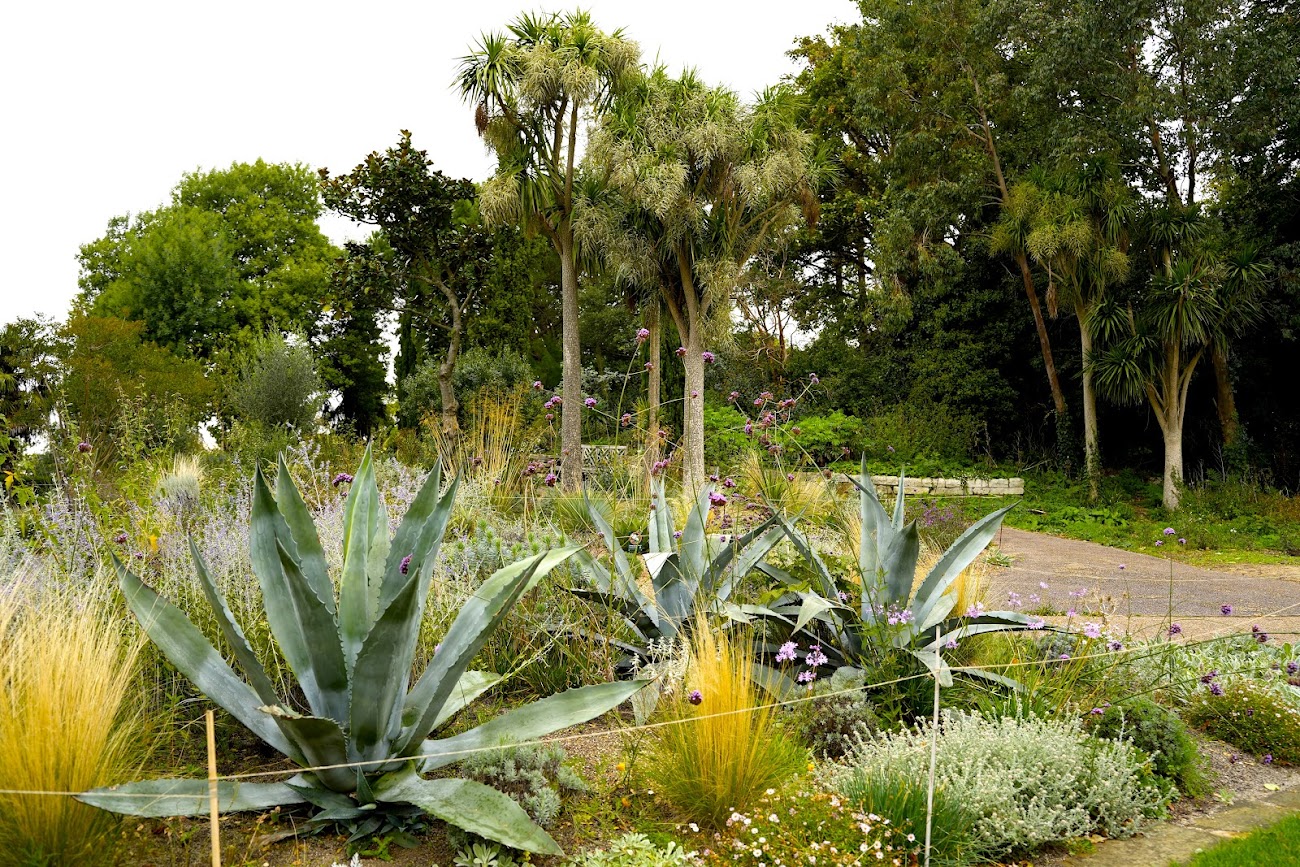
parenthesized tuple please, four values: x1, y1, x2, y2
(1171, 813, 1300, 866)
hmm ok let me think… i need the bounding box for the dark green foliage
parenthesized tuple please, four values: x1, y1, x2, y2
(1184, 681, 1300, 766)
(701, 403, 752, 469)
(782, 682, 880, 759)
(787, 412, 865, 465)
(1090, 698, 1209, 798)
(0, 318, 60, 473)
(458, 745, 588, 829)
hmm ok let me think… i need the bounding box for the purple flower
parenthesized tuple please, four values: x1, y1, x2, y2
(1179, 538, 1187, 545)
(796, 670, 816, 684)
(400, 554, 412, 575)
(785, 473, 795, 482)
(645, 361, 654, 370)
(532, 380, 543, 390)
(944, 637, 959, 650)
(1201, 670, 1219, 684)
(1155, 540, 1164, 547)
(332, 473, 354, 487)
(636, 328, 651, 343)
(675, 346, 687, 358)
(545, 412, 554, 421)
(620, 413, 632, 427)
(965, 602, 985, 618)
(77, 441, 92, 453)
(1084, 622, 1102, 639)
(1090, 707, 1105, 715)
(584, 397, 597, 408)
(132, 551, 145, 560)
(113, 532, 128, 545)
(1107, 640, 1124, 652)
(708, 492, 728, 508)
(809, 373, 820, 384)
(702, 351, 716, 364)
(805, 646, 829, 667)
(1264, 754, 1274, 764)
(728, 391, 740, 402)
(1168, 623, 1182, 636)
(1164, 527, 1176, 535)
(1257, 631, 1270, 644)
(886, 445, 895, 453)
(1039, 582, 1050, 590)
(1027, 616, 1046, 630)
(688, 690, 703, 705)
(723, 476, 736, 489)
(1118, 564, 1127, 570)
(1221, 604, 1234, 615)
(1288, 661, 1298, 675)
(544, 472, 557, 487)
(1209, 683, 1225, 696)
(1059, 653, 1071, 661)
(690, 390, 699, 398)
(743, 421, 753, 436)
(673, 530, 682, 539)
(775, 641, 799, 663)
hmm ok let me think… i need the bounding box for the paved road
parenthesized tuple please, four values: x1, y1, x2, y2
(985, 527, 1300, 639)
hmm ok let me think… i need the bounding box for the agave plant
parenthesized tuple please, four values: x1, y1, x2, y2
(755, 460, 1038, 693)
(568, 480, 786, 663)
(80, 449, 642, 854)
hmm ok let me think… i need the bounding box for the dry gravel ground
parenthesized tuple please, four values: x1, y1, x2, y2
(986, 527, 1300, 641)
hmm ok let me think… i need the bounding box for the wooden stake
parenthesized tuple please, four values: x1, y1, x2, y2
(206, 709, 221, 867)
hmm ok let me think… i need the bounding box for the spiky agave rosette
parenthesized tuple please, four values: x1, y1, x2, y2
(79, 447, 644, 854)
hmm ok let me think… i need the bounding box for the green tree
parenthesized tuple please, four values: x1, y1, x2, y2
(0, 317, 61, 474)
(228, 332, 321, 432)
(458, 10, 640, 490)
(580, 68, 823, 491)
(77, 160, 338, 358)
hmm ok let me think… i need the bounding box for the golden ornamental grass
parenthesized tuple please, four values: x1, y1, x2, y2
(646, 617, 804, 827)
(0, 581, 148, 865)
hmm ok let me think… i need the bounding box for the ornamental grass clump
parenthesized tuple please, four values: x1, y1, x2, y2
(646, 620, 804, 828)
(0, 582, 149, 866)
(827, 710, 1168, 858)
(1183, 679, 1300, 765)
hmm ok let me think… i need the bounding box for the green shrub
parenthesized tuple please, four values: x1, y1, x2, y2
(459, 745, 588, 829)
(787, 411, 865, 465)
(862, 405, 980, 464)
(828, 710, 1169, 858)
(1184, 679, 1300, 765)
(1088, 698, 1209, 798)
(228, 331, 321, 431)
(400, 345, 536, 426)
(702, 403, 752, 469)
(783, 678, 881, 759)
(565, 833, 695, 867)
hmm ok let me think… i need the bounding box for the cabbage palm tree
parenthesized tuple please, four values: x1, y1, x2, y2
(457, 11, 640, 491)
(579, 68, 826, 491)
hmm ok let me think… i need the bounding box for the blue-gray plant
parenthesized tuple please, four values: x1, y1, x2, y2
(757, 460, 1038, 693)
(80, 448, 642, 855)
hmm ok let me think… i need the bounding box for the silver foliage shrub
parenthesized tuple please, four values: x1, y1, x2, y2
(827, 710, 1168, 857)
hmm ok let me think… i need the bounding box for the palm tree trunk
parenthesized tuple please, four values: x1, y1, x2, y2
(644, 299, 662, 481)
(1211, 344, 1241, 449)
(682, 326, 705, 493)
(1018, 251, 1069, 422)
(558, 229, 583, 492)
(1079, 312, 1099, 502)
(1162, 416, 1183, 511)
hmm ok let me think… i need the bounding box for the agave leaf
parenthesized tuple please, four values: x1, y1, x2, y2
(351, 571, 424, 761)
(419, 681, 645, 772)
(708, 516, 784, 601)
(340, 446, 390, 669)
(906, 647, 953, 687)
(583, 489, 635, 592)
(952, 665, 1026, 692)
(379, 462, 459, 613)
(274, 455, 334, 612)
(751, 662, 797, 700)
(794, 592, 838, 634)
(768, 516, 839, 600)
(398, 549, 579, 755)
(114, 556, 297, 760)
(375, 768, 563, 855)
(914, 612, 1037, 649)
(250, 470, 349, 721)
(431, 670, 503, 731)
(261, 707, 355, 793)
(879, 520, 920, 610)
(561, 584, 655, 640)
(847, 459, 890, 583)
(647, 479, 675, 553)
(892, 469, 907, 529)
(189, 540, 280, 707)
(911, 504, 1015, 633)
(571, 548, 615, 595)
(77, 777, 307, 818)
(678, 485, 712, 586)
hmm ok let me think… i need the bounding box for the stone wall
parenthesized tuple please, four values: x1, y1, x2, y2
(811, 473, 1024, 498)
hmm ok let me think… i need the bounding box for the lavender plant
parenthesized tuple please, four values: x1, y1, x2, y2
(79, 448, 643, 855)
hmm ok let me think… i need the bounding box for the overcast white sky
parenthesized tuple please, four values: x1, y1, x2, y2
(0, 0, 852, 328)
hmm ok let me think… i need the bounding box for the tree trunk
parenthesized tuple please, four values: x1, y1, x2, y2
(1211, 344, 1241, 449)
(558, 229, 583, 492)
(1079, 311, 1099, 502)
(433, 276, 464, 441)
(1018, 251, 1068, 420)
(644, 299, 662, 481)
(1162, 415, 1183, 511)
(681, 325, 706, 493)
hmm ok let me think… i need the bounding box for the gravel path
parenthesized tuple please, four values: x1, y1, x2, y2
(985, 527, 1300, 640)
